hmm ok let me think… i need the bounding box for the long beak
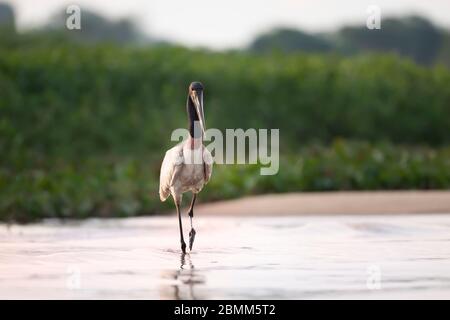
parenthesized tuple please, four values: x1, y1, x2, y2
(191, 91, 206, 134)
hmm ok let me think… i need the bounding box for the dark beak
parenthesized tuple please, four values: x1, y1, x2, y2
(191, 90, 206, 134)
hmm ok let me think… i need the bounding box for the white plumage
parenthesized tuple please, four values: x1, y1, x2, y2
(159, 140, 212, 202)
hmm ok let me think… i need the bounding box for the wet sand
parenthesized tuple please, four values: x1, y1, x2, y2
(1, 212, 450, 299)
(194, 191, 450, 216)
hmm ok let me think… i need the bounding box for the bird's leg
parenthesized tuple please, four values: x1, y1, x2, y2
(188, 193, 197, 251)
(174, 195, 186, 254)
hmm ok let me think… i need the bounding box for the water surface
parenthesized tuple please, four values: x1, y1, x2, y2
(1, 214, 449, 299)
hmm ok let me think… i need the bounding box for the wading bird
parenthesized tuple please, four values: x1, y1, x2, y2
(159, 82, 213, 253)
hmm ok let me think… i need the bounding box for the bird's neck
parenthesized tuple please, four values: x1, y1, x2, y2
(187, 97, 202, 140)
(187, 136, 203, 150)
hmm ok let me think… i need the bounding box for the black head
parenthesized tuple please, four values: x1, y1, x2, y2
(187, 81, 206, 137)
(189, 81, 204, 93)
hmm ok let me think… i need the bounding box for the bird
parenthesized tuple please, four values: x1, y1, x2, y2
(159, 82, 213, 254)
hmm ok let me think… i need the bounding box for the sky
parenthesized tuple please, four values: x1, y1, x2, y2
(5, 0, 450, 49)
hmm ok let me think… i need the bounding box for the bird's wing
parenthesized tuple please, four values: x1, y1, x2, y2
(203, 146, 213, 184)
(159, 144, 184, 201)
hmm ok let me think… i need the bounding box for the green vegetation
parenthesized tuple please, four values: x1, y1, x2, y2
(1, 38, 449, 222)
(1, 141, 449, 222)
(250, 16, 450, 67)
(2, 44, 450, 151)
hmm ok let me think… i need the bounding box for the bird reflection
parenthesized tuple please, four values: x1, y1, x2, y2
(160, 252, 206, 300)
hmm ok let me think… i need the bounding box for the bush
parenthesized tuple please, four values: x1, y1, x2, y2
(1, 41, 449, 221)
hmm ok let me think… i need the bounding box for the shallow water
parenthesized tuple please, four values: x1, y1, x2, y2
(1, 214, 450, 299)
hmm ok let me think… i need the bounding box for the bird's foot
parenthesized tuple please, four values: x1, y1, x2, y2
(181, 241, 187, 254)
(189, 228, 196, 251)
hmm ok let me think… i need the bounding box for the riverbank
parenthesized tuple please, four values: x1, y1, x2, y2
(193, 191, 450, 217)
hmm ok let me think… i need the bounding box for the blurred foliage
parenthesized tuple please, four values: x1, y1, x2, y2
(250, 28, 333, 53)
(250, 16, 450, 67)
(0, 32, 450, 222)
(0, 3, 14, 31)
(1, 42, 449, 154)
(205, 140, 450, 198)
(2, 0, 450, 66)
(1, 141, 449, 222)
(336, 16, 443, 66)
